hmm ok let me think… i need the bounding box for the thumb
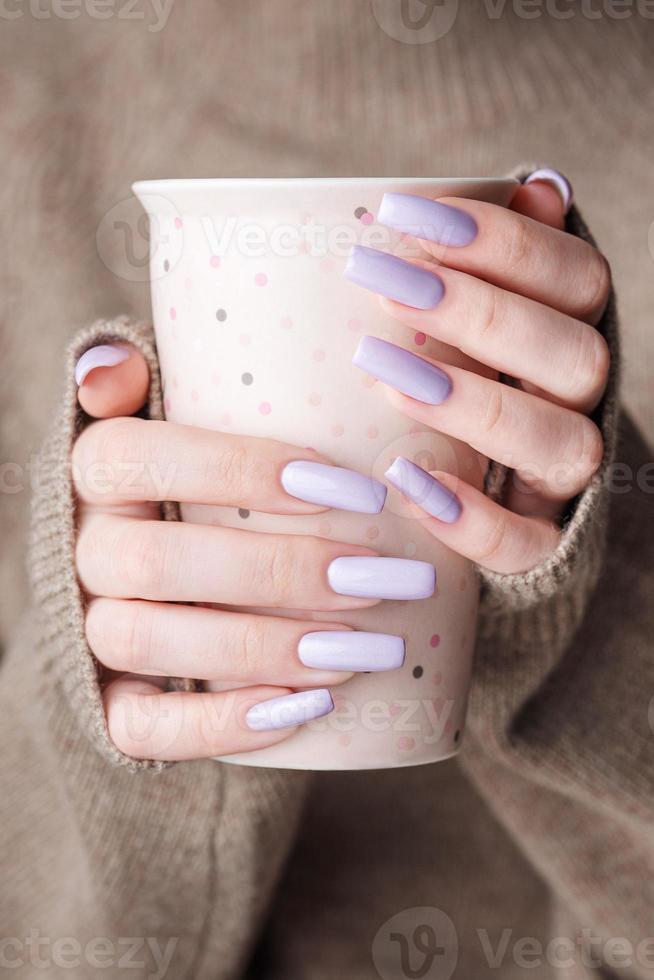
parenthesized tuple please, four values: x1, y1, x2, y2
(75, 343, 150, 418)
(510, 167, 573, 230)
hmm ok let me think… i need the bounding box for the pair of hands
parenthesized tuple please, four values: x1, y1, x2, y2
(73, 172, 610, 761)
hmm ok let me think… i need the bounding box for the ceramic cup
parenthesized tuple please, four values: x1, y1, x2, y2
(133, 177, 517, 770)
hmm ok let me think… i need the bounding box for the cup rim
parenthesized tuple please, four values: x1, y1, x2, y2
(133, 176, 518, 194)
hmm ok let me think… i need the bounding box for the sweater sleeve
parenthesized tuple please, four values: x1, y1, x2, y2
(461, 193, 654, 967)
(28, 315, 185, 772)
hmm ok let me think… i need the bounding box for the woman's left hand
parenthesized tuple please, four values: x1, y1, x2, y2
(345, 170, 611, 575)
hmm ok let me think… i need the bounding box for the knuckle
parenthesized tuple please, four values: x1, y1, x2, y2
(475, 513, 510, 565)
(213, 443, 252, 498)
(474, 284, 502, 343)
(238, 619, 268, 677)
(251, 537, 298, 603)
(115, 524, 171, 597)
(577, 249, 611, 323)
(480, 386, 506, 436)
(501, 216, 531, 271)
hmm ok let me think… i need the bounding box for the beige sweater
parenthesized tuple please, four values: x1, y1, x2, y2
(1, 5, 654, 979)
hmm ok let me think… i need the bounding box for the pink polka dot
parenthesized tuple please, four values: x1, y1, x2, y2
(347, 318, 362, 332)
(444, 719, 453, 733)
(191, 389, 199, 403)
(331, 424, 345, 437)
(239, 334, 251, 346)
(362, 374, 377, 388)
(430, 634, 441, 648)
(338, 734, 352, 747)
(209, 255, 221, 268)
(397, 736, 415, 752)
(390, 703, 402, 717)
(280, 316, 293, 329)
(169, 307, 177, 320)
(164, 397, 171, 413)
(320, 257, 334, 273)
(211, 372, 221, 387)
(414, 332, 427, 346)
(312, 349, 326, 362)
(366, 525, 379, 540)
(172, 376, 179, 389)
(433, 670, 443, 685)
(254, 272, 268, 287)
(318, 521, 332, 537)
(174, 217, 183, 229)
(219, 413, 231, 427)
(258, 402, 272, 415)
(367, 425, 379, 440)
(185, 277, 193, 291)
(361, 211, 374, 225)
(308, 393, 322, 407)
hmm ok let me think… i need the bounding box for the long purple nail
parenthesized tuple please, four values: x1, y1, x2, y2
(378, 193, 478, 247)
(344, 245, 444, 310)
(281, 461, 387, 514)
(299, 631, 405, 672)
(327, 556, 435, 600)
(75, 345, 130, 386)
(353, 335, 451, 405)
(245, 689, 334, 731)
(386, 457, 461, 524)
(524, 168, 573, 213)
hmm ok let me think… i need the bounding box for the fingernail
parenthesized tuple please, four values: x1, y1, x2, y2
(299, 631, 405, 672)
(353, 335, 451, 405)
(378, 193, 478, 247)
(245, 688, 334, 731)
(75, 345, 130, 386)
(344, 245, 444, 310)
(386, 458, 462, 524)
(281, 460, 387, 514)
(327, 556, 435, 600)
(524, 168, 573, 214)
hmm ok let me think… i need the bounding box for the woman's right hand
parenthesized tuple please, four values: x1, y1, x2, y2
(73, 344, 430, 761)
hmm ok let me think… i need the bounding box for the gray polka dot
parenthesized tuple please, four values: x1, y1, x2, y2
(238, 508, 250, 519)
(216, 309, 227, 322)
(241, 372, 253, 386)
(412, 666, 423, 679)
(354, 206, 367, 219)
(163, 259, 170, 273)
(454, 729, 461, 744)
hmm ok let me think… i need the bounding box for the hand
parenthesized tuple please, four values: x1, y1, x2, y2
(73, 348, 427, 760)
(345, 170, 610, 575)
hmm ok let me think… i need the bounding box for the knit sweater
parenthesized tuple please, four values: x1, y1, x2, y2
(1, 5, 654, 979)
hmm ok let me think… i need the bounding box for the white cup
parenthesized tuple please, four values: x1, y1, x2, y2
(133, 176, 517, 770)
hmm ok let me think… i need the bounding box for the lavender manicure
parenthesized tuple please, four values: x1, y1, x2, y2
(386, 457, 462, 524)
(299, 631, 405, 672)
(327, 556, 436, 600)
(378, 193, 478, 247)
(75, 345, 130, 386)
(245, 689, 334, 732)
(524, 168, 573, 214)
(344, 245, 444, 310)
(353, 335, 451, 405)
(281, 460, 387, 514)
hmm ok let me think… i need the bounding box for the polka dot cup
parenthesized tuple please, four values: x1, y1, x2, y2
(133, 177, 517, 770)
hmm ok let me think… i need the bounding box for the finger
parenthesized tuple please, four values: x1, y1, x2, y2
(371, 194, 610, 324)
(104, 677, 334, 761)
(370, 348, 603, 501)
(72, 417, 386, 516)
(86, 598, 405, 684)
(76, 514, 435, 610)
(76, 344, 149, 418)
(384, 459, 560, 574)
(510, 181, 565, 230)
(377, 265, 610, 412)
